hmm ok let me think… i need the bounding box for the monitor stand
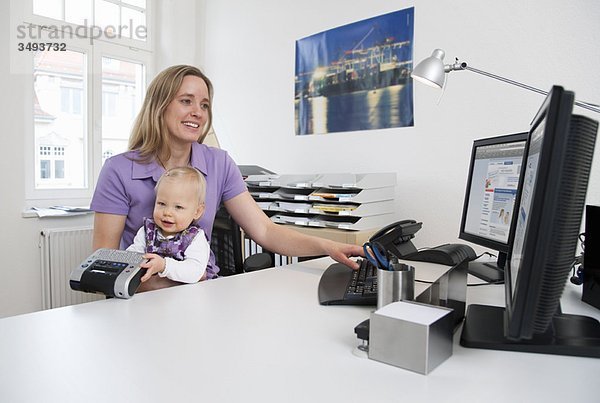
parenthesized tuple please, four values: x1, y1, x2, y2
(460, 304, 600, 358)
(467, 251, 506, 282)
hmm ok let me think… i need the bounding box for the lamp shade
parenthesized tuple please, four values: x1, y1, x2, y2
(411, 49, 446, 88)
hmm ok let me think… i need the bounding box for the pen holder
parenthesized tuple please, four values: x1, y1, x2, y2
(377, 262, 415, 309)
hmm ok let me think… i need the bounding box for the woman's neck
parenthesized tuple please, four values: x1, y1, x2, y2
(160, 143, 192, 170)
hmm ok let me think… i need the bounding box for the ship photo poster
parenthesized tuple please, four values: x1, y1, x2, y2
(294, 8, 415, 135)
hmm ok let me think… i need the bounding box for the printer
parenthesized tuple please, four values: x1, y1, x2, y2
(70, 248, 146, 299)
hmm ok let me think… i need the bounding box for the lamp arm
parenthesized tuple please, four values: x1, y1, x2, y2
(446, 59, 600, 114)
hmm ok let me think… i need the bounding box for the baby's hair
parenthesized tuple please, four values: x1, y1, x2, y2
(156, 167, 206, 204)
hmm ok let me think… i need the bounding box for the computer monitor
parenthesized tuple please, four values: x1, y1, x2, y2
(459, 132, 527, 282)
(460, 86, 600, 357)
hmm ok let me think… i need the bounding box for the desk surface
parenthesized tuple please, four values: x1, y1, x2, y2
(1, 258, 598, 403)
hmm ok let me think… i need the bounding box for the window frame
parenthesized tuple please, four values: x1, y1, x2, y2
(26, 0, 153, 52)
(23, 1, 153, 206)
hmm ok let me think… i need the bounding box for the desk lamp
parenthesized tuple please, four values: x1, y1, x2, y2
(411, 49, 600, 114)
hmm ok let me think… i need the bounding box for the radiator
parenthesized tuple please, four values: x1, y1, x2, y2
(40, 227, 104, 309)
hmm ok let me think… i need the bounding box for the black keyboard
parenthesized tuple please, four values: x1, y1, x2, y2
(318, 259, 378, 306)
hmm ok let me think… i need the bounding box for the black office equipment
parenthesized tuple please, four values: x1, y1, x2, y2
(460, 86, 600, 357)
(211, 205, 274, 276)
(583, 205, 600, 310)
(238, 165, 276, 178)
(457, 132, 528, 282)
(318, 219, 422, 306)
(211, 206, 244, 276)
(318, 259, 378, 306)
(70, 248, 146, 299)
(369, 219, 422, 259)
(404, 244, 477, 267)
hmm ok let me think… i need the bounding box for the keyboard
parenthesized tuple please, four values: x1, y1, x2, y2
(318, 259, 378, 306)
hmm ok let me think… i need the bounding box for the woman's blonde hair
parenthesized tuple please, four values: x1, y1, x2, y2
(128, 65, 214, 162)
(156, 166, 207, 204)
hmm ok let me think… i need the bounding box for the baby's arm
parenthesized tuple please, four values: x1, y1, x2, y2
(126, 226, 147, 253)
(158, 231, 210, 283)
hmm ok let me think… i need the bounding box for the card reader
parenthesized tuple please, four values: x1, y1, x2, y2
(70, 248, 147, 299)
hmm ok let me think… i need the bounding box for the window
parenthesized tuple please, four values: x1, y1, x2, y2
(101, 56, 145, 159)
(33, 0, 148, 44)
(61, 86, 83, 115)
(38, 145, 66, 181)
(26, 0, 151, 203)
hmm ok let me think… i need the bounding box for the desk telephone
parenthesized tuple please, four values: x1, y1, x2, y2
(318, 219, 476, 306)
(370, 219, 476, 265)
(368, 219, 422, 258)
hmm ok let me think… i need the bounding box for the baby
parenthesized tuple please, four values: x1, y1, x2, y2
(127, 166, 210, 284)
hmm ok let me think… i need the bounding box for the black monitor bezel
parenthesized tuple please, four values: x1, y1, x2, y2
(458, 132, 528, 253)
(504, 86, 575, 339)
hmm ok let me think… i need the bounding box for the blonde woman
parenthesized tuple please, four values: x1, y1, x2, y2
(91, 65, 363, 292)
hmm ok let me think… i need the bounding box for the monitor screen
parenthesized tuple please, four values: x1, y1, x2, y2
(460, 86, 600, 357)
(459, 133, 527, 282)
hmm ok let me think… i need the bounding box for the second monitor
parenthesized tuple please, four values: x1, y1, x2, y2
(459, 132, 528, 282)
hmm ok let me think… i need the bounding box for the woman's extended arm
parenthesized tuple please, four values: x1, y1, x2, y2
(224, 191, 363, 269)
(93, 212, 126, 250)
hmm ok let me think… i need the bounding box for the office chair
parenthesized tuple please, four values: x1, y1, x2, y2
(211, 205, 274, 276)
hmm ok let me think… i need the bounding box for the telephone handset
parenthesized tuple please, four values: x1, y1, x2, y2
(369, 219, 422, 259)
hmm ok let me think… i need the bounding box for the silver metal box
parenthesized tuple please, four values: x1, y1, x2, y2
(369, 300, 454, 374)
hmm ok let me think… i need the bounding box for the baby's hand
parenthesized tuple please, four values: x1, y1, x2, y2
(140, 253, 166, 282)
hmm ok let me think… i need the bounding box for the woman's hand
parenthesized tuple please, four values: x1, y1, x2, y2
(324, 241, 364, 270)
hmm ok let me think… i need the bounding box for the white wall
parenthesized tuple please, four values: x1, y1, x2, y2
(153, 0, 207, 72)
(202, 0, 600, 249)
(0, 2, 94, 317)
(1, 0, 599, 317)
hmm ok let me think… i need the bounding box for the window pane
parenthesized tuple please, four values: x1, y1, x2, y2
(40, 160, 51, 179)
(121, 7, 146, 41)
(33, 0, 64, 20)
(95, 0, 120, 33)
(102, 91, 117, 117)
(101, 57, 145, 164)
(60, 87, 70, 113)
(55, 160, 65, 179)
(34, 50, 87, 189)
(72, 88, 82, 114)
(65, 0, 92, 25)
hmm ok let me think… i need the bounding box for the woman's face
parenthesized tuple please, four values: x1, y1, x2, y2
(164, 75, 210, 145)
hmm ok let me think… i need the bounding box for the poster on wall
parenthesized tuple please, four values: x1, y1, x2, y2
(294, 8, 415, 136)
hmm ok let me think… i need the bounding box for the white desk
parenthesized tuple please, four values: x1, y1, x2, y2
(0, 258, 598, 403)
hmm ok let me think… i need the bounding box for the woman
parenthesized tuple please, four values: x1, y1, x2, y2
(91, 65, 362, 291)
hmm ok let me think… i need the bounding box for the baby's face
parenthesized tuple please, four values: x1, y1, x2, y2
(153, 177, 204, 237)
